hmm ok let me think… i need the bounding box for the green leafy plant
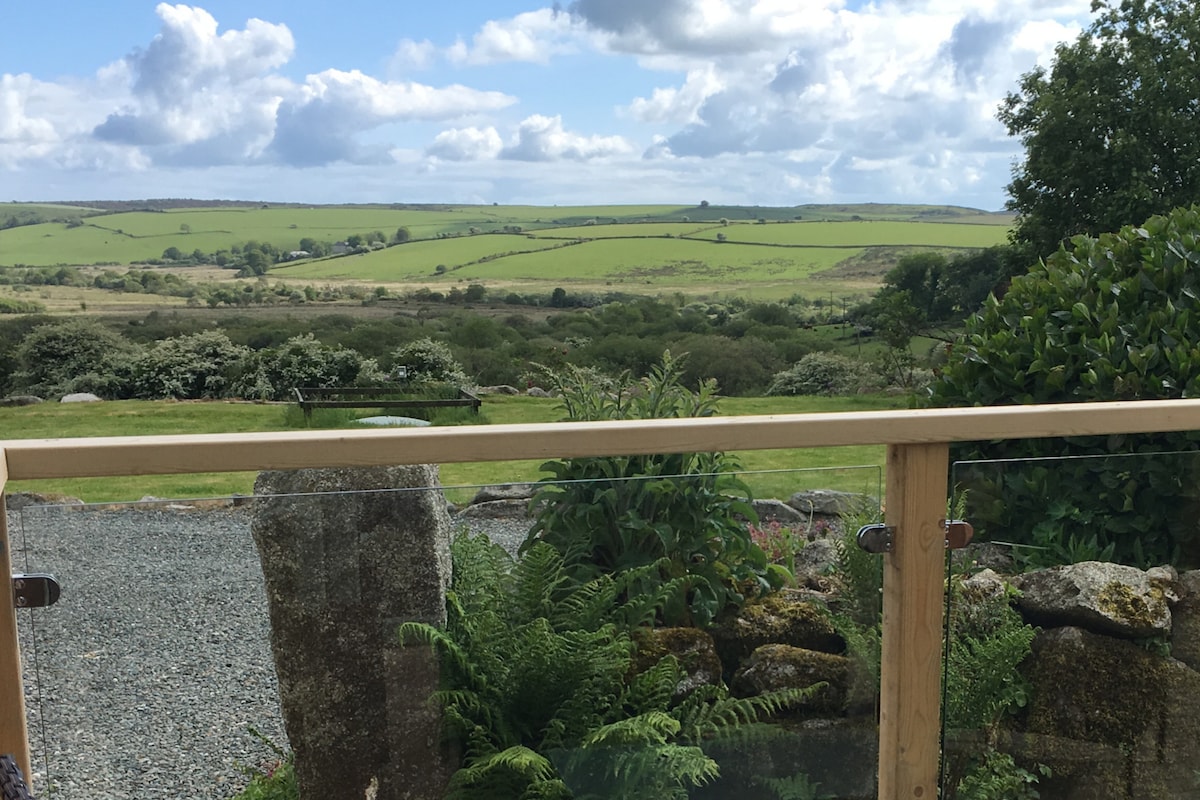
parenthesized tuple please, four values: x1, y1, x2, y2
(400, 532, 813, 800)
(932, 206, 1200, 568)
(230, 729, 298, 800)
(942, 578, 1044, 799)
(523, 353, 781, 626)
(953, 750, 1047, 800)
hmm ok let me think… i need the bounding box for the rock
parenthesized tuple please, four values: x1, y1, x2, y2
(4, 492, 85, 510)
(475, 385, 520, 395)
(1013, 561, 1172, 638)
(786, 490, 863, 516)
(751, 499, 805, 524)
(709, 591, 843, 677)
(454, 499, 532, 519)
(959, 568, 1009, 603)
(60, 392, 101, 403)
(731, 644, 850, 713)
(1170, 570, 1200, 671)
(469, 483, 539, 505)
(631, 627, 722, 698)
(1015, 625, 1200, 799)
(951, 542, 1016, 574)
(251, 465, 455, 800)
(792, 538, 838, 577)
(525, 386, 552, 398)
(0, 395, 42, 407)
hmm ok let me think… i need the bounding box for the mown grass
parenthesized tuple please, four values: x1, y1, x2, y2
(0, 394, 908, 503)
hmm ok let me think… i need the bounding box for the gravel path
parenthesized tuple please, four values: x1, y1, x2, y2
(7, 499, 533, 800)
(11, 504, 286, 800)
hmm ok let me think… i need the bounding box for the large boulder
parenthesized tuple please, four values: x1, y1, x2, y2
(60, 392, 101, 403)
(709, 591, 843, 678)
(0, 395, 42, 407)
(631, 627, 723, 698)
(731, 644, 851, 714)
(1013, 561, 1174, 638)
(1012, 626, 1200, 799)
(251, 465, 455, 800)
(1171, 570, 1200, 671)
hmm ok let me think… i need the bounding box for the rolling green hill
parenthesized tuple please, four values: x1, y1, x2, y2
(0, 202, 1011, 299)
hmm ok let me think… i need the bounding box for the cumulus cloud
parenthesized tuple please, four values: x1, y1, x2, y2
(427, 126, 504, 161)
(447, 8, 582, 65)
(625, 66, 723, 124)
(81, 4, 517, 167)
(499, 114, 634, 161)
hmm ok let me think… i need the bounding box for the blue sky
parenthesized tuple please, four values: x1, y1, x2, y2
(1, 1, 1094, 209)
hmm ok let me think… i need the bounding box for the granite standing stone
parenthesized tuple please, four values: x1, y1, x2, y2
(251, 465, 455, 800)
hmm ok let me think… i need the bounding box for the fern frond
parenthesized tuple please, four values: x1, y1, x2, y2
(582, 711, 679, 748)
(673, 685, 817, 744)
(454, 744, 557, 785)
(621, 654, 683, 715)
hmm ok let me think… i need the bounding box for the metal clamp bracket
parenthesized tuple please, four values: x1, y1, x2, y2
(856, 523, 894, 554)
(13, 573, 60, 609)
(856, 520, 975, 554)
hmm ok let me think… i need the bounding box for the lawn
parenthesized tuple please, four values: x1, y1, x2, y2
(0, 394, 906, 503)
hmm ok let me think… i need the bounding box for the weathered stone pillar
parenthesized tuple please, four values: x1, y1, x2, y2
(251, 465, 455, 800)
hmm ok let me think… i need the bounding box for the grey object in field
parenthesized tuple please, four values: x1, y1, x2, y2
(251, 465, 455, 800)
(59, 392, 101, 403)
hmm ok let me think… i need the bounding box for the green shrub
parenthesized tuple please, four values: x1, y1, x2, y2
(13, 318, 140, 398)
(230, 334, 385, 400)
(129, 330, 249, 399)
(931, 206, 1200, 568)
(767, 352, 879, 397)
(392, 337, 469, 387)
(523, 353, 781, 626)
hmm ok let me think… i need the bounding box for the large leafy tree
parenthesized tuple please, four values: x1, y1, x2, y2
(1000, 0, 1200, 259)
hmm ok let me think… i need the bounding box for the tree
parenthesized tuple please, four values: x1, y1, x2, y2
(392, 226, 411, 244)
(1000, 0, 1200, 258)
(391, 337, 469, 386)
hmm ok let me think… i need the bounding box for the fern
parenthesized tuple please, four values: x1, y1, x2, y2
(402, 530, 812, 799)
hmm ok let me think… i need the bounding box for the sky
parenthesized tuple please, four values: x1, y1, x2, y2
(0, 1, 1095, 209)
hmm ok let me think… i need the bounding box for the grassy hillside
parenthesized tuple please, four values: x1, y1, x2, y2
(0, 202, 1008, 266)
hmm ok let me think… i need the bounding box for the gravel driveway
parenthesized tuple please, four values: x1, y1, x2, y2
(10, 503, 287, 800)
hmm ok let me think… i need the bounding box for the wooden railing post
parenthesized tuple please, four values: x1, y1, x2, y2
(0, 448, 32, 785)
(878, 442, 949, 800)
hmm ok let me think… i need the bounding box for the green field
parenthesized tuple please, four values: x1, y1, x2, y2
(529, 222, 720, 239)
(273, 233, 569, 281)
(0, 394, 905, 503)
(689, 220, 1012, 248)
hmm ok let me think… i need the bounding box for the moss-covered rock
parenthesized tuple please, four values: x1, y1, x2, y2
(1015, 626, 1200, 799)
(731, 644, 850, 713)
(709, 590, 844, 678)
(630, 626, 721, 698)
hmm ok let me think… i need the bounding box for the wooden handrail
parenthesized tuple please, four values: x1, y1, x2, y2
(4, 399, 1200, 479)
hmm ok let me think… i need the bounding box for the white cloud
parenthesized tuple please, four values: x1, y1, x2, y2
(625, 66, 723, 124)
(499, 114, 634, 161)
(448, 8, 582, 65)
(390, 38, 438, 72)
(427, 126, 504, 161)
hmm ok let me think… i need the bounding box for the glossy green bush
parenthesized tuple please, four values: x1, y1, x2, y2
(931, 206, 1200, 567)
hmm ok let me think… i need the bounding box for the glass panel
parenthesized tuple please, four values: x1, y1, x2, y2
(943, 451, 1200, 800)
(12, 460, 883, 799)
